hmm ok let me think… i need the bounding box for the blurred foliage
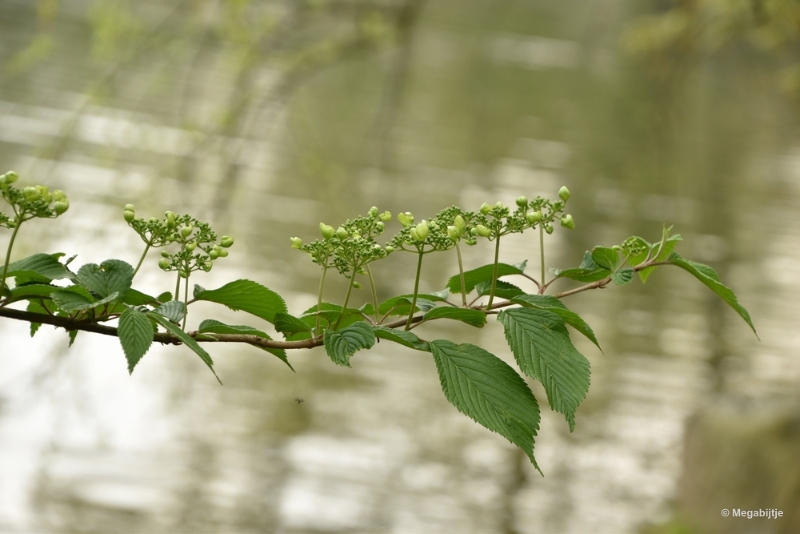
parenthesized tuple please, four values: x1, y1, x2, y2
(624, 0, 800, 95)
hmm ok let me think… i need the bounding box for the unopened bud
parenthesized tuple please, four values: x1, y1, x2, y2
(180, 225, 193, 238)
(544, 223, 554, 234)
(558, 186, 571, 202)
(185, 242, 197, 252)
(336, 227, 348, 239)
(165, 211, 177, 228)
(320, 223, 335, 239)
(161, 251, 170, 258)
(123, 210, 135, 223)
(560, 214, 575, 229)
(375, 221, 385, 233)
(447, 225, 460, 241)
(475, 224, 491, 237)
(397, 212, 414, 227)
(220, 236, 234, 248)
(380, 211, 392, 222)
(2, 171, 18, 184)
(124, 204, 135, 211)
(516, 196, 528, 208)
(36, 186, 51, 204)
(368, 206, 379, 217)
(479, 203, 491, 215)
(23, 187, 40, 201)
(352, 281, 362, 289)
(385, 245, 394, 253)
(158, 258, 170, 270)
(54, 200, 69, 215)
(526, 210, 543, 224)
(290, 237, 303, 249)
(454, 215, 465, 232)
(415, 220, 429, 241)
(52, 190, 67, 202)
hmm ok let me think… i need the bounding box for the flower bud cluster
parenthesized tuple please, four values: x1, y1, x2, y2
(1, 172, 70, 229)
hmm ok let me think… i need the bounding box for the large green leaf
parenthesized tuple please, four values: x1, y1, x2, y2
(118, 307, 154, 373)
(301, 304, 365, 331)
(591, 246, 620, 270)
(446, 261, 527, 294)
(552, 251, 610, 282)
(428, 340, 541, 471)
(274, 312, 313, 338)
(668, 253, 757, 337)
(76, 260, 133, 300)
(122, 288, 160, 306)
(511, 294, 601, 351)
(51, 287, 118, 312)
(148, 312, 221, 384)
(5, 283, 58, 305)
(423, 307, 487, 328)
(4, 253, 73, 281)
(193, 280, 287, 324)
(497, 308, 591, 432)
(475, 280, 524, 300)
(198, 319, 292, 370)
(372, 326, 429, 351)
(323, 322, 376, 367)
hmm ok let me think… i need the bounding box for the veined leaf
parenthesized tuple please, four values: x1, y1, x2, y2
(76, 260, 133, 300)
(67, 330, 78, 347)
(198, 319, 292, 370)
(428, 340, 541, 471)
(475, 280, 524, 300)
(668, 253, 757, 337)
(639, 231, 682, 283)
(372, 325, 429, 351)
(611, 268, 634, 286)
(123, 288, 160, 306)
(148, 312, 221, 384)
(511, 294, 601, 351)
(446, 262, 527, 294)
(193, 279, 287, 324)
(378, 296, 438, 317)
(275, 312, 313, 337)
(27, 300, 48, 337)
(119, 307, 154, 373)
(552, 251, 610, 282)
(5, 283, 58, 305)
(51, 288, 118, 312)
(423, 307, 487, 328)
(153, 301, 186, 324)
(323, 322, 376, 367)
(591, 246, 619, 270)
(301, 304, 365, 331)
(4, 253, 73, 281)
(497, 308, 591, 432)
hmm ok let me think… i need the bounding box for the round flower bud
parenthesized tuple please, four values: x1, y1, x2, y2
(475, 224, 491, 238)
(36, 186, 51, 204)
(180, 225, 193, 238)
(516, 196, 528, 208)
(54, 199, 69, 215)
(290, 237, 303, 249)
(352, 281, 362, 289)
(185, 242, 197, 252)
(23, 187, 40, 201)
(149, 217, 158, 224)
(53, 190, 67, 202)
(3, 171, 18, 184)
(336, 227, 348, 239)
(544, 223, 554, 234)
(210, 248, 220, 260)
(158, 258, 171, 270)
(220, 236, 234, 248)
(495, 201, 503, 209)
(410, 227, 422, 242)
(368, 206, 379, 217)
(415, 220, 429, 241)
(558, 186, 571, 202)
(385, 246, 394, 253)
(320, 223, 335, 240)
(447, 225, 460, 242)
(560, 214, 575, 229)
(454, 215, 465, 233)
(380, 211, 392, 222)
(161, 251, 170, 258)
(123, 210, 135, 223)
(397, 212, 414, 227)
(165, 211, 177, 228)
(124, 204, 135, 211)
(218, 248, 229, 258)
(526, 210, 543, 224)
(479, 203, 491, 215)
(179, 270, 188, 278)
(375, 221, 385, 233)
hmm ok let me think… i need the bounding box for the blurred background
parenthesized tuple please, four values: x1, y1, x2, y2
(1, 0, 799, 533)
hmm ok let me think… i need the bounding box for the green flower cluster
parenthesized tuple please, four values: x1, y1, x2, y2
(1, 171, 69, 229)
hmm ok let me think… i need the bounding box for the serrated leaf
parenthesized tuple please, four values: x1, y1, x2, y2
(378, 296, 437, 317)
(119, 307, 154, 373)
(511, 294, 601, 351)
(428, 340, 541, 471)
(591, 246, 619, 270)
(193, 279, 287, 324)
(153, 301, 186, 324)
(446, 262, 527, 294)
(668, 253, 757, 337)
(51, 289, 118, 312)
(323, 322, 376, 367)
(5, 283, 58, 305)
(148, 312, 221, 384)
(372, 326, 429, 351)
(67, 330, 78, 347)
(27, 300, 47, 337)
(302, 304, 366, 332)
(274, 312, 313, 337)
(4, 253, 74, 281)
(123, 288, 160, 306)
(611, 268, 634, 286)
(497, 308, 591, 432)
(423, 307, 487, 328)
(198, 319, 292, 371)
(475, 280, 524, 300)
(76, 260, 133, 300)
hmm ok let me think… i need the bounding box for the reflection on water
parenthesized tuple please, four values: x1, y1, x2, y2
(1, 1, 799, 533)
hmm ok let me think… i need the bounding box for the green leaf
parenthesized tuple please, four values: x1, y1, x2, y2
(193, 279, 287, 324)
(5, 283, 58, 305)
(591, 246, 619, 270)
(497, 308, 591, 432)
(611, 268, 634, 286)
(552, 251, 611, 282)
(51, 288, 118, 312)
(372, 325, 429, 351)
(156, 291, 173, 302)
(153, 301, 186, 324)
(301, 304, 365, 331)
(378, 296, 438, 317)
(423, 307, 487, 328)
(475, 280, 524, 300)
(198, 319, 292, 371)
(123, 288, 160, 306)
(76, 260, 133, 300)
(274, 312, 313, 338)
(118, 307, 154, 373)
(668, 253, 757, 337)
(511, 294, 601, 351)
(4, 253, 74, 281)
(428, 340, 541, 471)
(27, 300, 47, 337)
(446, 262, 526, 294)
(68, 330, 78, 347)
(323, 322, 376, 367)
(148, 312, 221, 384)
(639, 231, 682, 283)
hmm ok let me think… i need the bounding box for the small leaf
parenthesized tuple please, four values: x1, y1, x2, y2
(591, 246, 619, 270)
(323, 322, 376, 367)
(639, 231, 682, 283)
(119, 307, 154, 373)
(76, 260, 134, 300)
(428, 340, 541, 471)
(123, 288, 160, 306)
(156, 291, 173, 302)
(153, 301, 186, 324)
(668, 253, 757, 337)
(446, 262, 526, 294)
(475, 280, 524, 300)
(611, 268, 634, 286)
(423, 307, 487, 328)
(553, 252, 610, 282)
(511, 294, 601, 351)
(274, 312, 313, 338)
(193, 279, 287, 324)
(497, 308, 591, 432)
(68, 330, 78, 347)
(378, 296, 437, 316)
(302, 304, 366, 331)
(372, 326, 429, 351)
(27, 300, 47, 337)
(198, 319, 292, 370)
(148, 312, 221, 384)
(429, 288, 451, 300)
